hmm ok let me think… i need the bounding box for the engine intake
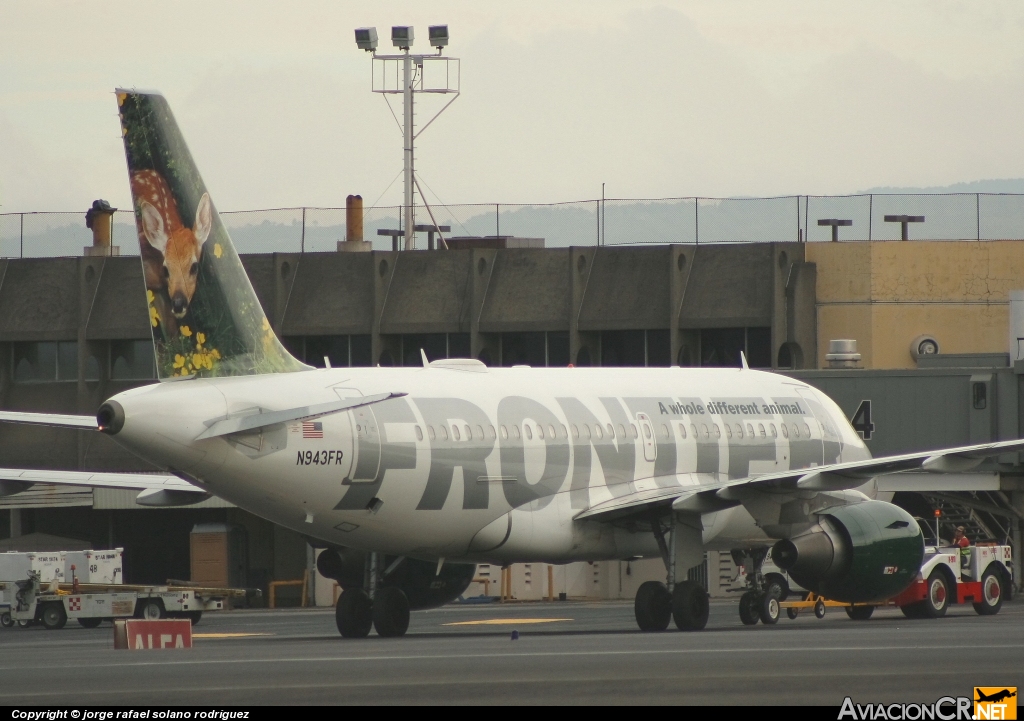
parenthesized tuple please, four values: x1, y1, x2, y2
(772, 500, 923, 603)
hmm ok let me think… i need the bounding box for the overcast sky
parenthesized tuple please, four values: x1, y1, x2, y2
(2, 1, 1023, 213)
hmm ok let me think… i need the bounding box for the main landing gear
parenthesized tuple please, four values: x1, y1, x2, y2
(733, 548, 788, 626)
(633, 516, 710, 632)
(335, 553, 411, 639)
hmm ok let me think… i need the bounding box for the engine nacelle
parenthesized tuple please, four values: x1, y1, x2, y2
(316, 548, 476, 610)
(771, 500, 923, 603)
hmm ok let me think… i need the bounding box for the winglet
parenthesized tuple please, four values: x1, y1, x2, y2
(421, 348, 429, 367)
(740, 351, 749, 370)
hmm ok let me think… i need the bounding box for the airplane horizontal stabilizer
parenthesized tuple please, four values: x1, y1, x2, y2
(195, 392, 406, 440)
(0, 411, 98, 430)
(0, 468, 204, 500)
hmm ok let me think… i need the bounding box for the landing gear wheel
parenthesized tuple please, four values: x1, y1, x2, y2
(738, 591, 760, 626)
(845, 605, 874, 620)
(972, 568, 1004, 616)
(759, 590, 781, 625)
(41, 603, 67, 630)
(786, 607, 799, 620)
(372, 587, 411, 638)
(0, 612, 13, 628)
(671, 581, 709, 631)
(764, 574, 789, 602)
(922, 570, 949, 618)
(77, 617, 103, 629)
(634, 581, 672, 632)
(814, 599, 826, 619)
(136, 599, 165, 620)
(900, 602, 924, 619)
(336, 588, 373, 638)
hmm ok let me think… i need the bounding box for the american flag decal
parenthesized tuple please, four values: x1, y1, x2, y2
(302, 421, 324, 439)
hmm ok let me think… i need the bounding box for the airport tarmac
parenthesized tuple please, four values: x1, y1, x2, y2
(1, 599, 1022, 705)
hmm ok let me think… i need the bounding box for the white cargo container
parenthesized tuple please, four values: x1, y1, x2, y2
(0, 552, 64, 584)
(64, 549, 123, 585)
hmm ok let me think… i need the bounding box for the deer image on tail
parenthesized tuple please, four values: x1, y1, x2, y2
(131, 169, 212, 332)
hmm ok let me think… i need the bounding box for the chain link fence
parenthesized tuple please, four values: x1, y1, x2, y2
(3, 193, 1023, 257)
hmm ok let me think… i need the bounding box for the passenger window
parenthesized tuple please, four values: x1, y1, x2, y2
(560, 424, 568, 438)
(746, 423, 754, 437)
(415, 425, 423, 441)
(618, 424, 626, 438)
(781, 424, 789, 439)
(525, 424, 533, 440)
(631, 424, 638, 438)
(793, 423, 800, 438)
(606, 423, 614, 437)
(465, 424, 473, 440)
(477, 425, 485, 440)
(660, 424, 669, 439)
(572, 424, 580, 439)
(428, 425, 436, 441)
(537, 424, 544, 439)
(678, 423, 687, 439)
(725, 424, 732, 439)
(488, 425, 496, 439)
(500, 425, 508, 439)
(713, 424, 721, 439)
(701, 424, 709, 439)
(440, 425, 449, 441)
(453, 425, 461, 441)
(595, 424, 604, 440)
(548, 424, 556, 439)
(691, 424, 698, 439)
(758, 423, 766, 437)
(583, 424, 592, 440)
(803, 423, 811, 437)
(770, 424, 777, 438)
(513, 425, 521, 439)
(735, 423, 743, 439)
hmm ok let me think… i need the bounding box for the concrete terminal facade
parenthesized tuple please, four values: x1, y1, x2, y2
(0, 240, 1022, 601)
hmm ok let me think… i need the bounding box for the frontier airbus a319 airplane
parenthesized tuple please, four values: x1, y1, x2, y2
(0, 91, 1018, 637)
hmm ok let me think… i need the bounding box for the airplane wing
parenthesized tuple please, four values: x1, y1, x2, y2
(576, 437, 1024, 522)
(0, 468, 209, 507)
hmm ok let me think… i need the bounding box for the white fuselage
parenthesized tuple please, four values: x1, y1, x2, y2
(107, 364, 873, 564)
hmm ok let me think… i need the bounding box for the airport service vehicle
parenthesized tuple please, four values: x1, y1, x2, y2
(0, 571, 245, 630)
(3, 91, 1024, 638)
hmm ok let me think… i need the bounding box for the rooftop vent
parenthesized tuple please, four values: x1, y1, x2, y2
(825, 339, 861, 368)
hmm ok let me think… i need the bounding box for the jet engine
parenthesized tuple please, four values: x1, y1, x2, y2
(316, 548, 476, 610)
(770, 500, 923, 603)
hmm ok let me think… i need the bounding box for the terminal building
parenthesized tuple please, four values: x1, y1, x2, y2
(0, 237, 1022, 604)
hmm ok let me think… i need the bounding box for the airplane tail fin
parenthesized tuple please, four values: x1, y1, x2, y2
(116, 90, 306, 379)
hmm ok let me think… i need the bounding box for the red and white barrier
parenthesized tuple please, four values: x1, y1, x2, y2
(113, 619, 192, 650)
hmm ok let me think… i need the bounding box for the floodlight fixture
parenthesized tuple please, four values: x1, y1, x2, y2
(817, 218, 853, 242)
(429, 25, 449, 49)
(392, 26, 414, 49)
(354, 27, 378, 52)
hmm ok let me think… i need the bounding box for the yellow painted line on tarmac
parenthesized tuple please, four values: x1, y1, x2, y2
(442, 618, 573, 626)
(193, 632, 274, 638)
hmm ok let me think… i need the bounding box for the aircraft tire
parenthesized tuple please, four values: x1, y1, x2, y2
(336, 588, 373, 638)
(759, 589, 781, 625)
(845, 605, 874, 621)
(972, 568, 1004, 616)
(764, 573, 789, 602)
(671, 581, 709, 631)
(634, 581, 671, 632)
(77, 617, 103, 629)
(372, 587, 410, 638)
(922, 569, 949, 618)
(738, 591, 759, 625)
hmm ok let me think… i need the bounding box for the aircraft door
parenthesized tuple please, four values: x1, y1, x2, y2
(348, 405, 381, 483)
(797, 388, 842, 465)
(636, 413, 657, 462)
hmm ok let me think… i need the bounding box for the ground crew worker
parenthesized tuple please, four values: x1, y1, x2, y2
(952, 526, 970, 548)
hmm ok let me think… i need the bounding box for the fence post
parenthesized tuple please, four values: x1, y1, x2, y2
(301, 207, 306, 253)
(976, 193, 981, 241)
(596, 200, 600, 246)
(496, 203, 500, 237)
(868, 194, 873, 241)
(804, 196, 809, 243)
(694, 198, 699, 246)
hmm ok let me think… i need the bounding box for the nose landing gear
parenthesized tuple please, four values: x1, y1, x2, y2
(733, 548, 783, 626)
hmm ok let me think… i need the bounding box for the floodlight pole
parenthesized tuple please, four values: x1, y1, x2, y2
(403, 49, 415, 250)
